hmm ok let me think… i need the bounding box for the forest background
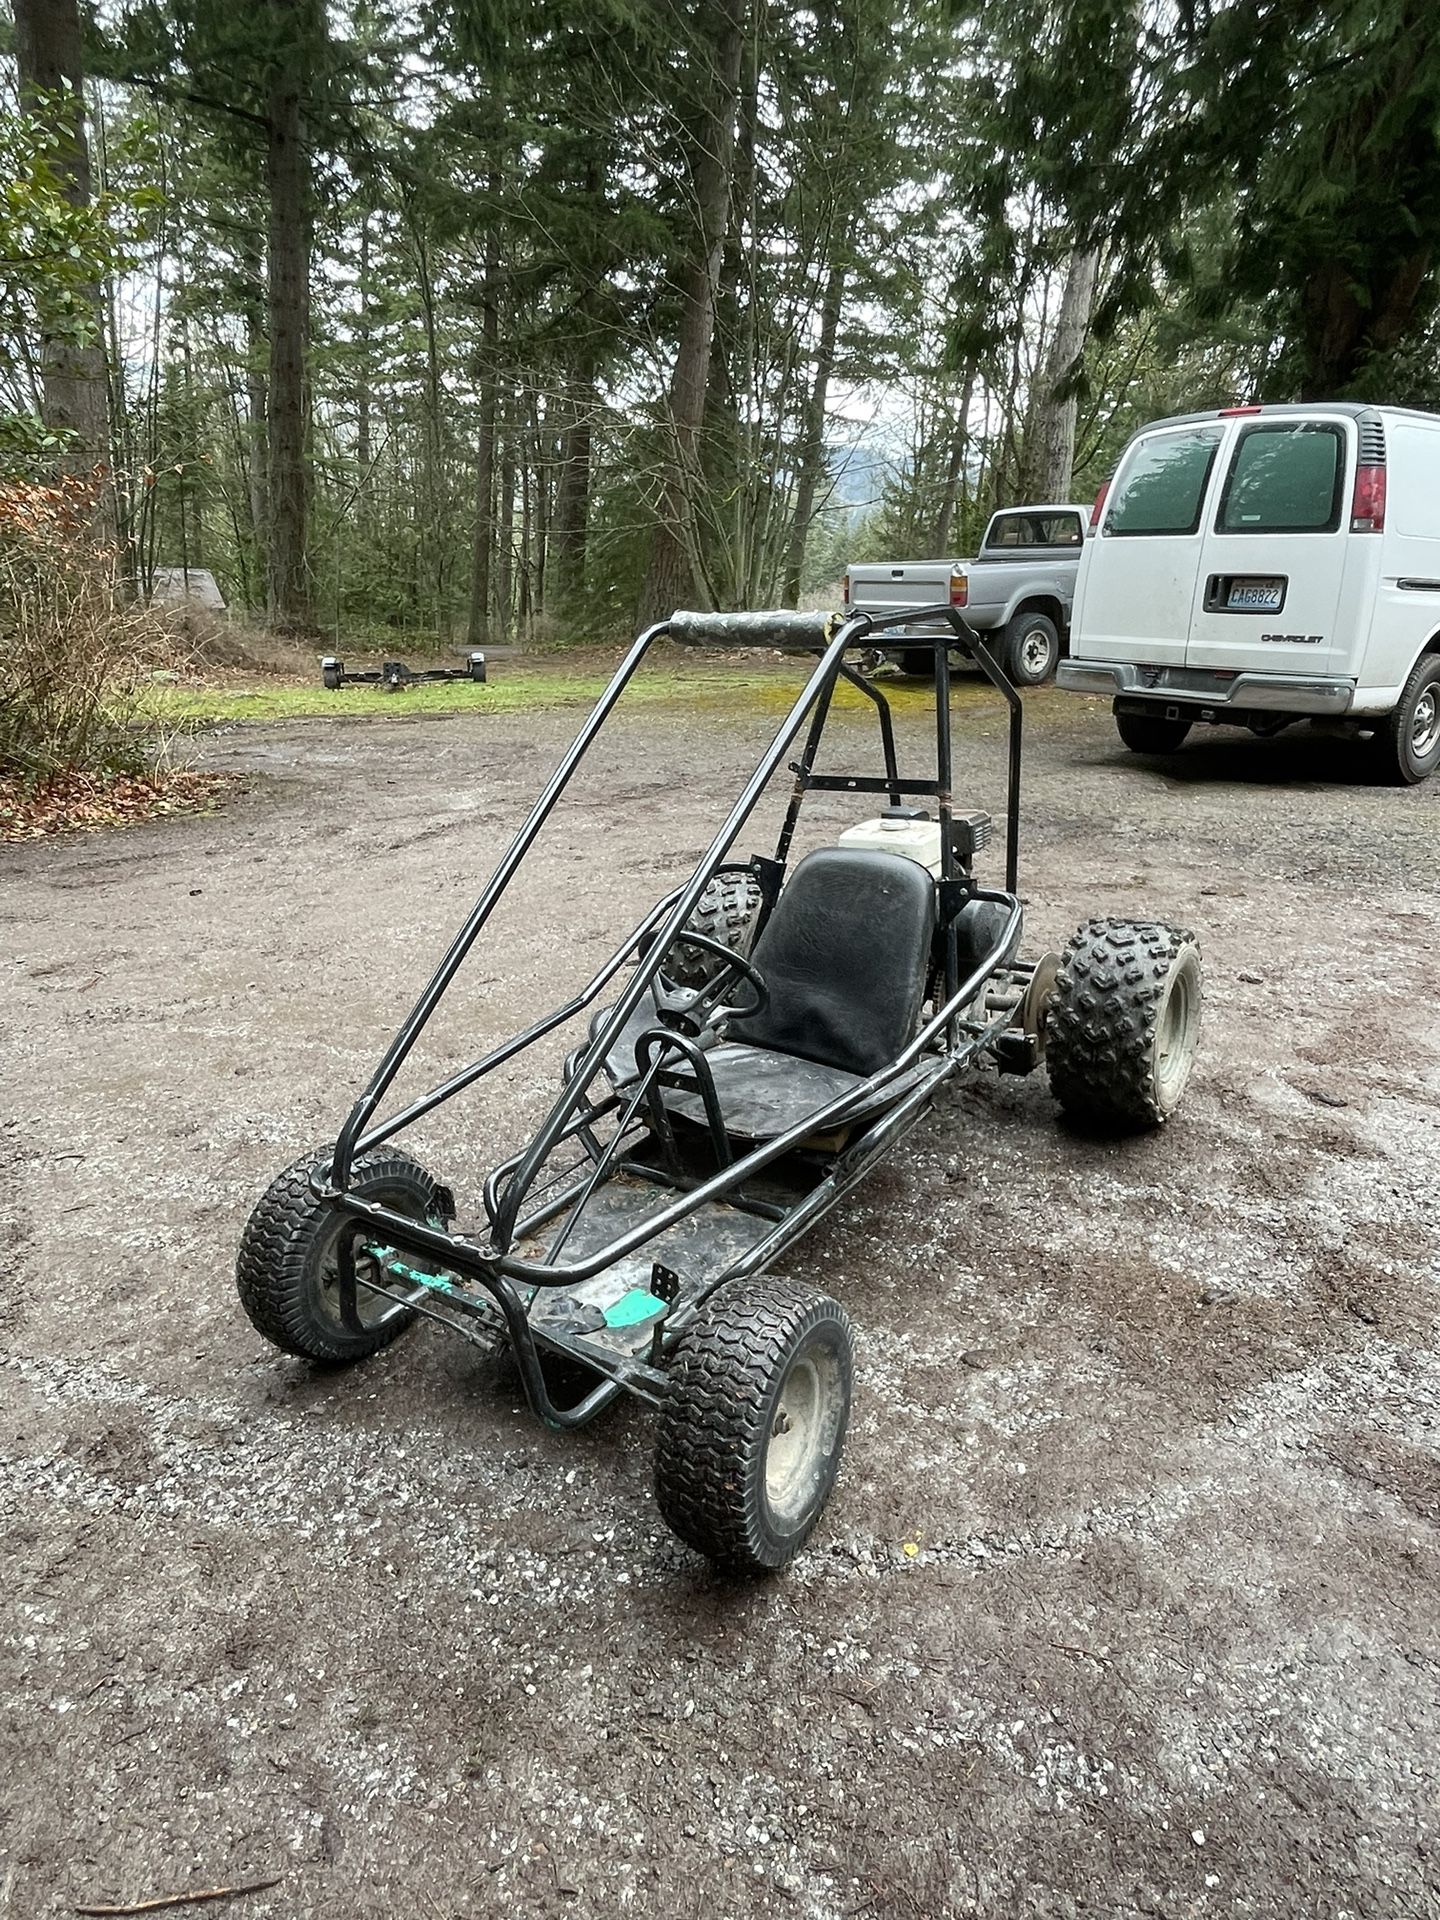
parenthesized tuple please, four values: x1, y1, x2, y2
(4, 0, 1440, 654)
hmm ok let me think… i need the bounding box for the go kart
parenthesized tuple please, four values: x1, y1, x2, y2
(239, 606, 1202, 1572)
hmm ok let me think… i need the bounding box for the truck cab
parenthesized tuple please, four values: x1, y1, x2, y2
(844, 504, 1088, 685)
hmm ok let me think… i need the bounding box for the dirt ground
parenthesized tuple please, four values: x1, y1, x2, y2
(3, 671, 1438, 1920)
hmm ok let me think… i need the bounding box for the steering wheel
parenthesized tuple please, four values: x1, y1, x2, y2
(653, 930, 770, 1034)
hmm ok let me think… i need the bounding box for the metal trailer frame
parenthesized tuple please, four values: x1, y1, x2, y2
(320, 652, 488, 691)
(310, 604, 1039, 1430)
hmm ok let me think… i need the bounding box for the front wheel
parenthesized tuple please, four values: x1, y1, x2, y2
(655, 1277, 853, 1573)
(236, 1147, 450, 1363)
(1374, 652, 1440, 785)
(1115, 708, 1192, 755)
(1045, 918, 1203, 1130)
(1002, 610, 1060, 686)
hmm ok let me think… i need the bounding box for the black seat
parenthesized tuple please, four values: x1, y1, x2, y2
(590, 848, 938, 1143)
(728, 846, 936, 1075)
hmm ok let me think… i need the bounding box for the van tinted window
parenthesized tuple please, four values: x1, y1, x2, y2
(1104, 428, 1223, 536)
(1217, 422, 1344, 533)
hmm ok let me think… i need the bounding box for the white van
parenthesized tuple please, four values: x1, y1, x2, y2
(1058, 403, 1440, 782)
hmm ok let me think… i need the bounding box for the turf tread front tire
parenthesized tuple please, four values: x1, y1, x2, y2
(1045, 917, 1202, 1130)
(655, 1277, 852, 1573)
(237, 1147, 444, 1364)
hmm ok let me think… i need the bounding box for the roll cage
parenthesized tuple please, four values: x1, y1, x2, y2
(311, 605, 1030, 1429)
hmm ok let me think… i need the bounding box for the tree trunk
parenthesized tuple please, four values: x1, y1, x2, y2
(782, 255, 845, 606)
(637, 0, 745, 628)
(356, 213, 372, 477)
(551, 351, 595, 606)
(1027, 248, 1099, 502)
(412, 213, 450, 639)
(264, 7, 313, 633)
(933, 363, 977, 552)
(496, 426, 516, 635)
(534, 430, 548, 621)
(13, 0, 111, 501)
(1296, 250, 1433, 400)
(241, 231, 268, 597)
(467, 216, 501, 646)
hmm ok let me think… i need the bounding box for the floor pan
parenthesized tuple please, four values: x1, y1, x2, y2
(515, 1175, 776, 1359)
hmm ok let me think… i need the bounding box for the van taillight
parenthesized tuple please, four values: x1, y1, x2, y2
(841, 572, 850, 605)
(1219, 405, 1263, 416)
(949, 572, 968, 607)
(1090, 480, 1110, 528)
(1350, 464, 1386, 532)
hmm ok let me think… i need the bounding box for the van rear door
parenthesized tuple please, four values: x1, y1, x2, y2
(1185, 416, 1355, 678)
(1079, 422, 1226, 661)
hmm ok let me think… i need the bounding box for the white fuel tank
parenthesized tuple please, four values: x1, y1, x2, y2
(836, 814, 943, 876)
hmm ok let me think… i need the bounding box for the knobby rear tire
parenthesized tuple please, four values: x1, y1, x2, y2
(1045, 917, 1203, 1130)
(662, 871, 765, 989)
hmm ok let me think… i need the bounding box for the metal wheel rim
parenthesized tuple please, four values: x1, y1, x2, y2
(1411, 682, 1440, 759)
(765, 1341, 841, 1525)
(1019, 627, 1054, 677)
(1155, 959, 1197, 1106)
(317, 1230, 391, 1332)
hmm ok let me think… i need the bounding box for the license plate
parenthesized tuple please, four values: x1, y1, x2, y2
(1226, 576, 1284, 612)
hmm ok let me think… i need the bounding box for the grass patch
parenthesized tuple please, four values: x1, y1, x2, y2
(145, 666, 756, 725)
(143, 663, 1004, 728)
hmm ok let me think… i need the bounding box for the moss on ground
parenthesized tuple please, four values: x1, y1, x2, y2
(144, 663, 1018, 728)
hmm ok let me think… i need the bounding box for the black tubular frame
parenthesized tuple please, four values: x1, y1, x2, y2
(315, 605, 1028, 1427)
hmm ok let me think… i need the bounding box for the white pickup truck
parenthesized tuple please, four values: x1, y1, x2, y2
(843, 503, 1088, 684)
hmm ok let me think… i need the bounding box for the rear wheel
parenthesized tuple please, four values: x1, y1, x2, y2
(1002, 610, 1060, 686)
(236, 1147, 449, 1363)
(1115, 708, 1192, 755)
(655, 1277, 853, 1573)
(1374, 652, 1440, 785)
(1045, 918, 1203, 1130)
(662, 870, 764, 989)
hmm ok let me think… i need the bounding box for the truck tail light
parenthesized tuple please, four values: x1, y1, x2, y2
(1350, 463, 1386, 532)
(841, 572, 850, 605)
(949, 572, 968, 608)
(1089, 480, 1110, 528)
(1219, 405, 1263, 416)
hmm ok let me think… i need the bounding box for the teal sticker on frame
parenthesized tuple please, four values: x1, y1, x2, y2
(603, 1288, 665, 1329)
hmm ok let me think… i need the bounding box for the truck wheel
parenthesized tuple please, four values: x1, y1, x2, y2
(655, 1277, 853, 1574)
(1045, 918, 1202, 1130)
(1115, 708, 1192, 755)
(662, 870, 764, 989)
(236, 1147, 448, 1363)
(893, 648, 937, 677)
(1002, 611, 1060, 686)
(1373, 652, 1440, 785)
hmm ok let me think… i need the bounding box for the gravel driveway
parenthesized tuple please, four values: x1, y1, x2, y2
(3, 676, 1437, 1919)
